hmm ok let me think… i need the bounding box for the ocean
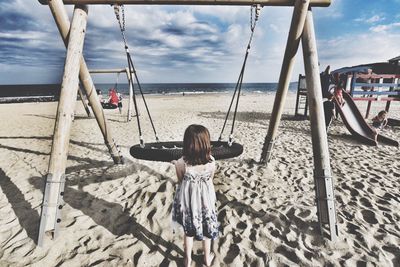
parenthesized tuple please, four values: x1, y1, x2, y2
(0, 82, 298, 103)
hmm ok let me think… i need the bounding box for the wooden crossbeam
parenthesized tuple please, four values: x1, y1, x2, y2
(89, 69, 127, 74)
(354, 83, 399, 88)
(352, 97, 400, 101)
(352, 91, 400, 96)
(39, 0, 330, 6)
(356, 74, 400, 79)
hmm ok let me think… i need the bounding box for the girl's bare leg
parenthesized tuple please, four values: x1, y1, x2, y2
(184, 234, 193, 267)
(202, 237, 212, 266)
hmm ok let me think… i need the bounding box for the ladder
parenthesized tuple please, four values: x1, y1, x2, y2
(295, 74, 309, 118)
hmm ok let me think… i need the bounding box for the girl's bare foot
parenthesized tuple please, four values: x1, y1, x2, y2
(203, 252, 215, 267)
(184, 257, 192, 267)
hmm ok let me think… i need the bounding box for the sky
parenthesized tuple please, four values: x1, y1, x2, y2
(0, 0, 400, 84)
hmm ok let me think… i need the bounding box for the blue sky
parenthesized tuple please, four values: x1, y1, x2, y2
(0, 0, 399, 84)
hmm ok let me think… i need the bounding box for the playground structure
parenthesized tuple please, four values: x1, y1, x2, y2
(89, 68, 135, 122)
(294, 74, 308, 118)
(37, 0, 338, 246)
(295, 72, 399, 147)
(333, 90, 399, 147)
(345, 72, 400, 118)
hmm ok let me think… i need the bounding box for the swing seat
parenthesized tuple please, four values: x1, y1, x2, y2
(102, 103, 118, 109)
(130, 141, 243, 162)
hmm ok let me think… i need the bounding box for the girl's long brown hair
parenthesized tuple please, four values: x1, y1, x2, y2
(183, 124, 211, 166)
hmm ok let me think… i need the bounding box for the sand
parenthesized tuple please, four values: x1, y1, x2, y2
(0, 92, 399, 266)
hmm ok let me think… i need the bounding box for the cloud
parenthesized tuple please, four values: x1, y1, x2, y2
(80, 6, 261, 82)
(0, 3, 305, 83)
(313, 0, 344, 19)
(317, 32, 400, 71)
(354, 14, 385, 24)
(366, 15, 385, 24)
(369, 22, 400, 33)
(1, 1, 397, 84)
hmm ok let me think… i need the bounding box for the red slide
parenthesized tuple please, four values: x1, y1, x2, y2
(333, 90, 399, 147)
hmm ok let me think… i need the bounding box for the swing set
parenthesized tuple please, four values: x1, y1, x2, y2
(89, 68, 136, 121)
(113, 4, 261, 161)
(37, 0, 338, 246)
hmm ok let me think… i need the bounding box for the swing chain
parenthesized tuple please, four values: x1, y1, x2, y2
(113, 4, 128, 49)
(219, 5, 262, 145)
(114, 72, 121, 90)
(112, 4, 160, 146)
(250, 4, 262, 32)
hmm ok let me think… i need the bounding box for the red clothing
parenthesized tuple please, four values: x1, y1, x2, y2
(109, 90, 119, 105)
(334, 86, 343, 98)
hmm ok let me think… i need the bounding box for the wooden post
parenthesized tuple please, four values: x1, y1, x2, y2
(365, 76, 374, 119)
(294, 74, 302, 116)
(260, 0, 310, 163)
(304, 91, 309, 117)
(126, 67, 134, 122)
(78, 86, 91, 116)
(350, 72, 356, 96)
(377, 77, 383, 101)
(38, 4, 89, 246)
(48, 0, 122, 164)
(386, 77, 398, 112)
(302, 8, 338, 241)
(345, 75, 352, 92)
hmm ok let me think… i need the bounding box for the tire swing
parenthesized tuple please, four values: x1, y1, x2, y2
(112, 5, 262, 162)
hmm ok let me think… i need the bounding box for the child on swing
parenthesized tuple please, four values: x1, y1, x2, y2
(172, 124, 218, 267)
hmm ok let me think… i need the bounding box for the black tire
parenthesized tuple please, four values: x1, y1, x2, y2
(102, 103, 118, 109)
(130, 141, 243, 162)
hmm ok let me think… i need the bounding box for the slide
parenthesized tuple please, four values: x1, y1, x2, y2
(333, 90, 399, 147)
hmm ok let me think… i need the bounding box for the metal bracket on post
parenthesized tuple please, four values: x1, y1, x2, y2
(260, 137, 276, 164)
(313, 168, 338, 241)
(105, 139, 124, 164)
(53, 174, 66, 240)
(38, 173, 66, 246)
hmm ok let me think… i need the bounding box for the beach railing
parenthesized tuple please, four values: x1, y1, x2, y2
(347, 73, 400, 118)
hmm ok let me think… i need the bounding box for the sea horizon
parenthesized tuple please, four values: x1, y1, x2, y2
(0, 82, 299, 103)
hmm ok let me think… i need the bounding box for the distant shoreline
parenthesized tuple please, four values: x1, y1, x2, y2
(0, 82, 298, 104)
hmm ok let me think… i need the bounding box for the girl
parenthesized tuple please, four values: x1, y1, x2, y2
(372, 110, 388, 131)
(172, 124, 218, 267)
(334, 80, 345, 106)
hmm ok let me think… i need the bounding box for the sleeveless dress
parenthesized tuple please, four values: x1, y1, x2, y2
(172, 157, 219, 241)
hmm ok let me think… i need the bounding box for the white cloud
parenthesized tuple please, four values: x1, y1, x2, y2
(314, 0, 344, 19)
(366, 15, 384, 23)
(317, 32, 400, 71)
(2, 1, 398, 84)
(190, 6, 246, 23)
(370, 22, 400, 33)
(354, 14, 385, 24)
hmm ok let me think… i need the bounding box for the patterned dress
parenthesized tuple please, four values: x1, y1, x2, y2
(172, 157, 219, 241)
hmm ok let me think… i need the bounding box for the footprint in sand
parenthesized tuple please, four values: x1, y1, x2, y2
(223, 244, 240, 264)
(361, 210, 378, 224)
(274, 245, 300, 265)
(359, 197, 373, 208)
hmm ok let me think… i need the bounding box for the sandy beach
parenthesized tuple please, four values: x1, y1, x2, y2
(0, 92, 399, 266)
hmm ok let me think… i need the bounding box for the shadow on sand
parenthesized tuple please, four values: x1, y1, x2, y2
(0, 168, 40, 244)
